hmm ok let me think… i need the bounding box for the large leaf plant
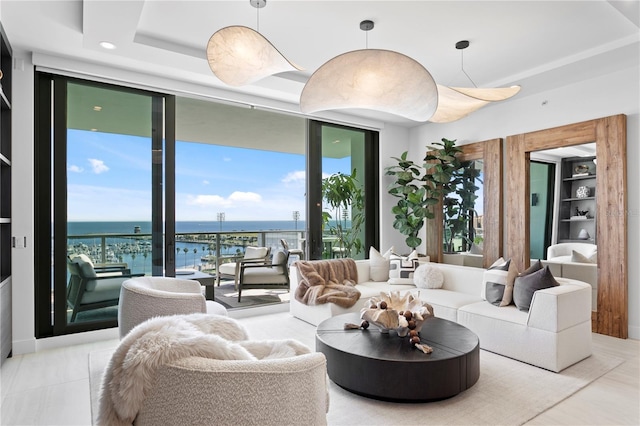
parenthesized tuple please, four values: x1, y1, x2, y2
(322, 169, 365, 258)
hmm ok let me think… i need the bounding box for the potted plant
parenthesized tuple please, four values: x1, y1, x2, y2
(386, 138, 479, 253)
(385, 151, 429, 250)
(322, 169, 364, 258)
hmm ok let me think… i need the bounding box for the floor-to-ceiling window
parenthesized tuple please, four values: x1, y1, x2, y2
(34, 74, 172, 337)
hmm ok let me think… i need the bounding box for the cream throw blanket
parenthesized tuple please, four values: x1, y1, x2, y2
(294, 259, 361, 308)
(98, 313, 312, 426)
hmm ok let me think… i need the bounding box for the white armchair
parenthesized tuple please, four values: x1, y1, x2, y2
(99, 313, 329, 426)
(118, 276, 227, 338)
(547, 242, 597, 262)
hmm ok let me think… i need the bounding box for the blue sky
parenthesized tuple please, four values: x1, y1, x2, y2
(67, 130, 350, 221)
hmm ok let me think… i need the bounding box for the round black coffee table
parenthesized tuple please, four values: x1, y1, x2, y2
(316, 313, 480, 402)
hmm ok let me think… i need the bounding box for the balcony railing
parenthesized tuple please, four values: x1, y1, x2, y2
(66, 230, 307, 276)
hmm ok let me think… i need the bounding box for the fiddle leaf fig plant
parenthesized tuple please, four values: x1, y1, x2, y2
(385, 151, 430, 249)
(322, 169, 365, 258)
(386, 138, 477, 252)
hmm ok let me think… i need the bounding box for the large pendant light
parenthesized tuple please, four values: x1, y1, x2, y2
(206, 0, 301, 86)
(430, 40, 520, 123)
(300, 20, 438, 122)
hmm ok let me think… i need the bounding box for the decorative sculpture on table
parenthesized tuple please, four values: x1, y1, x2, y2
(357, 291, 435, 353)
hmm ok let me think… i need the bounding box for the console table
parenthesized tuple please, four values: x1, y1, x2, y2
(316, 313, 480, 402)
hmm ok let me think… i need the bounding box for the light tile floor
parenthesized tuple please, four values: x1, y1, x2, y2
(1, 312, 639, 425)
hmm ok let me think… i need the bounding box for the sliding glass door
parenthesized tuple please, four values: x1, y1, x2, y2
(307, 121, 379, 260)
(34, 74, 173, 336)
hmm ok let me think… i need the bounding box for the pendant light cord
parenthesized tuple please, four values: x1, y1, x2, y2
(460, 50, 477, 88)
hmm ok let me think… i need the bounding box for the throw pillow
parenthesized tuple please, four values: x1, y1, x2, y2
(500, 261, 519, 307)
(513, 266, 559, 312)
(522, 259, 543, 276)
(369, 246, 393, 281)
(571, 250, 595, 264)
(488, 257, 511, 271)
(482, 268, 507, 305)
(413, 264, 444, 289)
(389, 250, 419, 279)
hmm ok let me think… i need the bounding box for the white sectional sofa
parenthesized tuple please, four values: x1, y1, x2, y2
(290, 259, 592, 372)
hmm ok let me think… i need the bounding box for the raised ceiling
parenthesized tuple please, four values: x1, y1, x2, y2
(3, 0, 638, 127)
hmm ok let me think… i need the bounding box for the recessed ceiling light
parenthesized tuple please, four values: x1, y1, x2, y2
(99, 41, 116, 50)
(93, 106, 102, 111)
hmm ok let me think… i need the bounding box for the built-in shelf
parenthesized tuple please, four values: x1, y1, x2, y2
(557, 156, 596, 245)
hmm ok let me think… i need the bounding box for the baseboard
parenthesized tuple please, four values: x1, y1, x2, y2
(35, 327, 119, 352)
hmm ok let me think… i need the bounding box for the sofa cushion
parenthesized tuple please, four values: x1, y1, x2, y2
(513, 265, 559, 311)
(414, 263, 444, 289)
(369, 246, 393, 281)
(389, 250, 419, 279)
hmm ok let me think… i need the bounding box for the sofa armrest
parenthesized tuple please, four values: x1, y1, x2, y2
(527, 279, 591, 332)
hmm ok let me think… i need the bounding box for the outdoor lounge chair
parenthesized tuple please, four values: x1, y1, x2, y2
(237, 249, 290, 302)
(66, 254, 143, 322)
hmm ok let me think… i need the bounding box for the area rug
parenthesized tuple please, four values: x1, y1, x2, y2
(89, 313, 623, 426)
(213, 282, 289, 309)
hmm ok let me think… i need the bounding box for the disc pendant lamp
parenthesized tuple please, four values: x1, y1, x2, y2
(206, 0, 301, 86)
(430, 40, 520, 123)
(300, 20, 439, 122)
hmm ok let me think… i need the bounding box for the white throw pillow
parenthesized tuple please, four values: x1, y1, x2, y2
(413, 264, 444, 289)
(369, 246, 394, 282)
(389, 250, 420, 280)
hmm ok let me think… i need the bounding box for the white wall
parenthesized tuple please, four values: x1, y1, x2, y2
(408, 66, 640, 339)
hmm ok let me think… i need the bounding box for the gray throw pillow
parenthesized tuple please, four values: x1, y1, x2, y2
(521, 259, 542, 276)
(485, 281, 505, 306)
(488, 258, 511, 271)
(513, 266, 559, 312)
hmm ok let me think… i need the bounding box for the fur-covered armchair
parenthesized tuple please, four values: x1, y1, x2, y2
(99, 313, 329, 426)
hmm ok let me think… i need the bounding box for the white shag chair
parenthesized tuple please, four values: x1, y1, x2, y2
(99, 313, 329, 426)
(118, 276, 227, 338)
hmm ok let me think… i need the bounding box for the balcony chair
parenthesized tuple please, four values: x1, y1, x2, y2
(237, 249, 290, 302)
(66, 254, 144, 322)
(216, 246, 271, 288)
(118, 276, 228, 338)
(280, 238, 304, 260)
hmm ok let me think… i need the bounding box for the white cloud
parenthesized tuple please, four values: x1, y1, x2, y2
(68, 165, 84, 173)
(202, 180, 210, 185)
(88, 158, 109, 174)
(223, 157, 231, 162)
(228, 191, 262, 203)
(282, 170, 305, 184)
(190, 194, 228, 207)
(186, 191, 262, 208)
